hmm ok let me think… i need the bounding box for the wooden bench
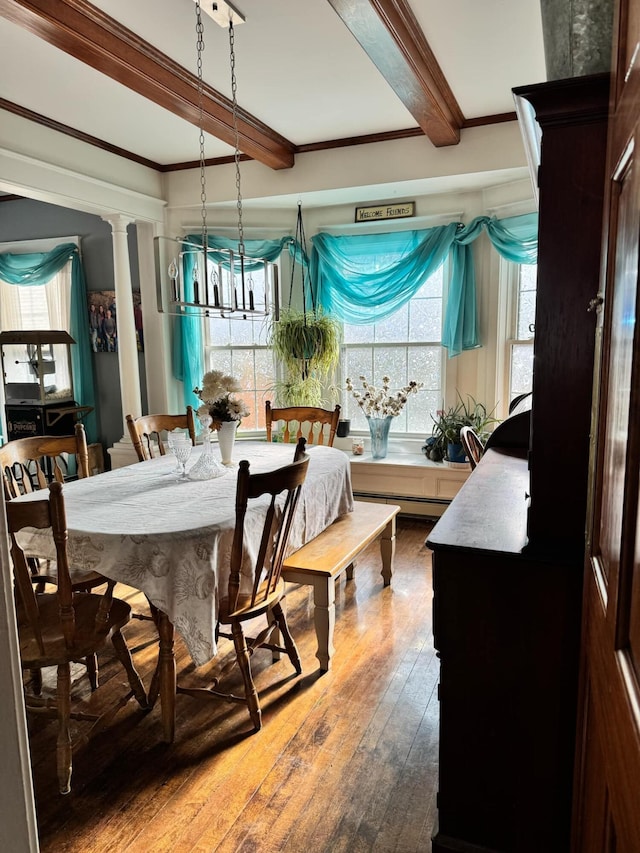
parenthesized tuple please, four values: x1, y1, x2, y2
(282, 500, 400, 671)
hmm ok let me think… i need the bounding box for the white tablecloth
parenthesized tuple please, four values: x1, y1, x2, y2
(15, 441, 353, 666)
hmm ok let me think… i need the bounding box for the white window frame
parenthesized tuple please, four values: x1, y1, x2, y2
(499, 258, 536, 411)
(338, 259, 459, 449)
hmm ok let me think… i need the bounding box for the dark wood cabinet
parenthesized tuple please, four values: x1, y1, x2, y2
(427, 75, 609, 852)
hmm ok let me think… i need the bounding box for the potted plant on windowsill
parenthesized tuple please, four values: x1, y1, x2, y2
(424, 394, 499, 464)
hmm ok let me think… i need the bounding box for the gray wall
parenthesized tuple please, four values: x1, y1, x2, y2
(0, 197, 147, 462)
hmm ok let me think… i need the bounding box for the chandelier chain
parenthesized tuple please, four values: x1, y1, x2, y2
(229, 21, 245, 256)
(195, 1, 208, 249)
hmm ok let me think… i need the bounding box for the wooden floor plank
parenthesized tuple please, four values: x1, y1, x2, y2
(28, 518, 437, 853)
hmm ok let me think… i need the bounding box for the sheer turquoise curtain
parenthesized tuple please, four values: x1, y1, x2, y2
(173, 235, 294, 411)
(172, 214, 538, 403)
(311, 213, 538, 357)
(0, 243, 97, 442)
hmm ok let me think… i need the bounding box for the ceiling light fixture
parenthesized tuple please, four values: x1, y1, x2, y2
(155, 0, 277, 321)
(195, 0, 245, 28)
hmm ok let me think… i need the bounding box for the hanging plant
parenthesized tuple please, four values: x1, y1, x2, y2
(269, 308, 340, 378)
(267, 203, 341, 406)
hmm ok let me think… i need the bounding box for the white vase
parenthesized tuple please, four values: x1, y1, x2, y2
(217, 420, 238, 466)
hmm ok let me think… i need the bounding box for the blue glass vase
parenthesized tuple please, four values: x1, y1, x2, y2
(367, 415, 392, 459)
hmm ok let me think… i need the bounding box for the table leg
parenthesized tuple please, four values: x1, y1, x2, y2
(380, 516, 396, 587)
(314, 577, 336, 672)
(157, 611, 176, 744)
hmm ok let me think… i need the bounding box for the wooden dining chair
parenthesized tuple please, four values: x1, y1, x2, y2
(0, 424, 110, 692)
(126, 406, 196, 462)
(6, 481, 148, 795)
(176, 437, 310, 732)
(460, 425, 485, 470)
(265, 401, 340, 447)
(0, 422, 90, 499)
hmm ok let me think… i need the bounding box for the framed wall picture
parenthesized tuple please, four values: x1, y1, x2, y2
(87, 291, 143, 353)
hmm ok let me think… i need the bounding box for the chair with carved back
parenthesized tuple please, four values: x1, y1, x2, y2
(0, 422, 90, 499)
(265, 401, 340, 447)
(176, 437, 310, 731)
(0, 423, 108, 692)
(6, 481, 148, 794)
(460, 425, 485, 471)
(126, 406, 196, 462)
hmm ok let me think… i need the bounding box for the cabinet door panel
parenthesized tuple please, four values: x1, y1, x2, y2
(597, 156, 637, 590)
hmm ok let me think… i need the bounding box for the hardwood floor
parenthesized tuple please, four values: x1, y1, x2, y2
(28, 517, 438, 852)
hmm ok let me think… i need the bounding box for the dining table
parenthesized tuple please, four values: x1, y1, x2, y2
(14, 440, 354, 740)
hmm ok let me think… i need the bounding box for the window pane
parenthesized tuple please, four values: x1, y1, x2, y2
(375, 304, 408, 342)
(409, 298, 441, 342)
(410, 345, 440, 390)
(228, 317, 254, 346)
(516, 264, 537, 339)
(343, 323, 371, 344)
(374, 348, 406, 389)
(207, 350, 232, 374)
(510, 342, 534, 400)
(208, 319, 231, 346)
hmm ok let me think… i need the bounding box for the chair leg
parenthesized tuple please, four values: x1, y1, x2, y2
(231, 620, 261, 731)
(111, 630, 149, 709)
(56, 662, 72, 795)
(271, 601, 302, 675)
(30, 667, 43, 696)
(267, 605, 281, 663)
(85, 653, 98, 690)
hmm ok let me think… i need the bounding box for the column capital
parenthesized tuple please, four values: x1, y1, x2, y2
(101, 213, 135, 234)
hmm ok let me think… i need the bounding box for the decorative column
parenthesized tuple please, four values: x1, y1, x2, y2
(102, 214, 142, 468)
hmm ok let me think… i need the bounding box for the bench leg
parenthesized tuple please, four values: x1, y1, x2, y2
(313, 576, 336, 673)
(346, 561, 355, 580)
(380, 516, 396, 587)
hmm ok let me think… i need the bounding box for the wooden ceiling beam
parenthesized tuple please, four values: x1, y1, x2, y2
(326, 0, 464, 147)
(0, 0, 295, 170)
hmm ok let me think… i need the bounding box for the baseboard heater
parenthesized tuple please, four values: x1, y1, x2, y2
(352, 491, 451, 518)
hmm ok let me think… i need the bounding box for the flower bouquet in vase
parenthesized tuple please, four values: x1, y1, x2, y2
(346, 375, 423, 459)
(194, 370, 250, 468)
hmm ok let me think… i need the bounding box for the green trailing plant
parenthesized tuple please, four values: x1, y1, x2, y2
(270, 375, 325, 408)
(268, 203, 341, 407)
(267, 308, 340, 406)
(424, 393, 500, 462)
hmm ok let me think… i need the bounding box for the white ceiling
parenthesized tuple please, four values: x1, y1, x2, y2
(0, 0, 547, 170)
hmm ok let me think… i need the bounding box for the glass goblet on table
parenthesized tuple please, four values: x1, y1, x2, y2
(166, 430, 190, 474)
(173, 439, 193, 482)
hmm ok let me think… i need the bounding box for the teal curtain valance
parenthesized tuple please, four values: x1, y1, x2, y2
(185, 234, 293, 264)
(172, 214, 538, 409)
(311, 212, 538, 357)
(0, 243, 97, 443)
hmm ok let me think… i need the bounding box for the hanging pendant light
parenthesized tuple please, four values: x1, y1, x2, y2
(154, 1, 278, 320)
